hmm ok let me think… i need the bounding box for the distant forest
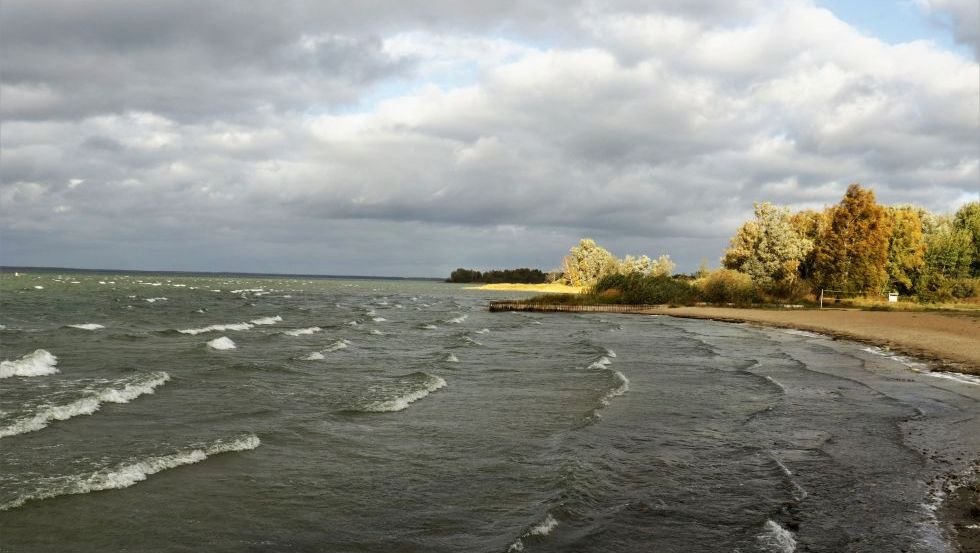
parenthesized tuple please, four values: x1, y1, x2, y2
(447, 267, 547, 284)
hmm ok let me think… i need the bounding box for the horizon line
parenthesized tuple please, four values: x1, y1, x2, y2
(0, 265, 445, 282)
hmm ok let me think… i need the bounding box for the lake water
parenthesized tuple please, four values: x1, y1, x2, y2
(1, 271, 977, 552)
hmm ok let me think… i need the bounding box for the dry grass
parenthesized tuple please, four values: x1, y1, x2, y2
(465, 282, 583, 294)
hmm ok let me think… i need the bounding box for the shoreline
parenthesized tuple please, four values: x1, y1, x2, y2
(489, 302, 980, 375)
(488, 301, 980, 549)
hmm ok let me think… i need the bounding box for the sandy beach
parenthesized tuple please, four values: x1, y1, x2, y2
(642, 306, 980, 375)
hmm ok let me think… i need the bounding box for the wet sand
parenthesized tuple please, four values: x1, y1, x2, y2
(644, 306, 980, 375)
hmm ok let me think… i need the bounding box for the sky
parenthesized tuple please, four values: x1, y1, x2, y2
(1, 0, 978, 277)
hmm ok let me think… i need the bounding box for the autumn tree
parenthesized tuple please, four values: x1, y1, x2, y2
(620, 254, 675, 277)
(885, 206, 926, 294)
(790, 208, 826, 280)
(722, 202, 812, 289)
(560, 239, 619, 287)
(812, 184, 893, 294)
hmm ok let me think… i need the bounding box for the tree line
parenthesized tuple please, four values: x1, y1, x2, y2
(447, 267, 547, 284)
(545, 184, 979, 305)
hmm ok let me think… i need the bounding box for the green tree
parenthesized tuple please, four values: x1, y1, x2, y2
(885, 206, 926, 294)
(790, 208, 827, 280)
(812, 184, 893, 294)
(923, 218, 972, 279)
(953, 201, 980, 276)
(560, 239, 619, 287)
(722, 202, 812, 289)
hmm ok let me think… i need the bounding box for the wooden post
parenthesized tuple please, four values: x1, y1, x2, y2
(819, 289, 824, 309)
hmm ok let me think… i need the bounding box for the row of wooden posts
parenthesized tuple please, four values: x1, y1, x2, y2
(487, 301, 655, 313)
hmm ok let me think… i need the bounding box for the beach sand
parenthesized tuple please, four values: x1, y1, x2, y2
(644, 306, 980, 375)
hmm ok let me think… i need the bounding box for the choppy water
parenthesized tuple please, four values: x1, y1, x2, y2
(1, 270, 978, 552)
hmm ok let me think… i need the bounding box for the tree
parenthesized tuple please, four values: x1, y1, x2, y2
(722, 202, 812, 289)
(885, 206, 926, 294)
(560, 239, 619, 287)
(619, 254, 675, 277)
(812, 184, 893, 294)
(790, 209, 827, 280)
(953, 201, 980, 276)
(923, 218, 972, 279)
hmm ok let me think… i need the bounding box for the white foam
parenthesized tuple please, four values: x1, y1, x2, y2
(446, 353, 459, 363)
(284, 327, 322, 336)
(324, 340, 351, 352)
(144, 297, 167, 303)
(508, 514, 559, 552)
(600, 369, 630, 405)
(0, 325, 6, 330)
(605, 349, 616, 358)
(446, 314, 468, 324)
(0, 433, 259, 511)
(926, 371, 980, 386)
(68, 323, 104, 331)
(780, 328, 821, 338)
(33, 285, 44, 289)
(346, 320, 359, 326)
(462, 336, 483, 346)
(423, 324, 438, 330)
(207, 337, 237, 350)
(0, 372, 170, 438)
(588, 356, 612, 369)
(250, 315, 283, 325)
(180, 322, 252, 335)
(0, 349, 59, 379)
(369, 329, 384, 336)
(361, 374, 447, 412)
(301, 352, 325, 360)
(372, 317, 387, 322)
(475, 328, 490, 334)
(756, 520, 797, 552)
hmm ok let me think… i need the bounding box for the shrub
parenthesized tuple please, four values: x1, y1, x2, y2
(591, 273, 696, 305)
(696, 269, 758, 305)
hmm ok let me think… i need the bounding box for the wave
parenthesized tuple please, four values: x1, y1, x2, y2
(0, 372, 170, 438)
(283, 327, 321, 336)
(179, 315, 282, 335)
(422, 324, 438, 330)
(0, 434, 260, 511)
(250, 316, 282, 325)
(372, 317, 387, 322)
(756, 520, 796, 552)
(1, 350, 59, 379)
(355, 372, 447, 413)
(144, 297, 167, 303)
(446, 314, 468, 324)
(508, 513, 559, 551)
(67, 323, 105, 331)
(300, 352, 325, 360)
(600, 369, 630, 406)
(475, 328, 490, 334)
(207, 337, 236, 350)
(325, 339, 351, 352)
(926, 371, 980, 386)
(461, 335, 483, 346)
(445, 353, 459, 363)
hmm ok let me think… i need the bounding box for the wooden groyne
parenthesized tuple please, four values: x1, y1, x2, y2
(488, 301, 654, 313)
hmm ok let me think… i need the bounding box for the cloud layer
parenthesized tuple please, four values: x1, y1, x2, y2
(1, 0, 977, 275)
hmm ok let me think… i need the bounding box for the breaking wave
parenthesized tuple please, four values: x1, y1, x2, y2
(353, 372, 447, 413)
(446, 314, 468, 324)
(926, 371, 980, 386)
(300, 352, 325, 360)
(67, 323, 105, 331)
(756, 520, 797, 552)
(179, 316, 282, 335)
(446, 353, 459, 363)
(0, 433, 260, 511)
(0, 349, 59, 379)
(0, 372, 170, 438)
(283, 327, 321, 336)
(207, 337, 236, 350)
(508, 513, 559, 552)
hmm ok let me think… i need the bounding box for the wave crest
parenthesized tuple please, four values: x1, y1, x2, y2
(0, 372, 170, 438)
(0, 350, 59, 379)
(0, 433, 259, 511)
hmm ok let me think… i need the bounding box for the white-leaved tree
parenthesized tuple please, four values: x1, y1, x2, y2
(723, 202, 813, 288)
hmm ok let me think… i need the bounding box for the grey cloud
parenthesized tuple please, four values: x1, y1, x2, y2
(1, 1, 977, 275)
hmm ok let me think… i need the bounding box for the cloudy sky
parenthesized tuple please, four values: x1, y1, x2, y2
(1, 0, 978, 277)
